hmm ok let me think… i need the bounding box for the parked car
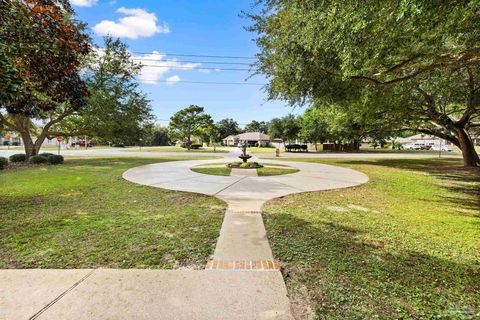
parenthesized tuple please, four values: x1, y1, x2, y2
(432, 145, 453, 152)
(71, 140, 93, 148)
(404, 143, 434, 150)
(404, 143, 424, 150)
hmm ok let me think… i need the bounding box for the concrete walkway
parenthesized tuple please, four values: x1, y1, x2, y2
(1, 269, 291, 320)
(1, 157, 368, 319)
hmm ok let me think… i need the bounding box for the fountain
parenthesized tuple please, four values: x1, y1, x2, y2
(226, 142, 262, 169)
(238, 142, 252, 163)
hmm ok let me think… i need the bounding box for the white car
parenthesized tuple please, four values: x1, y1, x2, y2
(403, 143, 426, 150)
(432, 145, 453, 152)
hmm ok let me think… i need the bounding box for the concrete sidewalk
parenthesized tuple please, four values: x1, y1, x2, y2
(1, 269, 291, 320)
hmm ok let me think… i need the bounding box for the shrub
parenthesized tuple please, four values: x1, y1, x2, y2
(39, 152, 55, 157)
(112, 144, 125, 148)
(0, 157, 8, 169)
(286, 144, 307, 152)
(47, 154, 64, 165)
(239, 162, 263, 169)
(190, 144, 202, 149)
(29, 155, 48, 164)
(12, 141, 20, 146)
(3, 141, 10, 146)
(9, 154, 26, 162)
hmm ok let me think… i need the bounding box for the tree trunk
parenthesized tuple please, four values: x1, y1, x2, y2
(353, 139, 361, 151)
(186, 130, 191, 150)
(11, 114, 37, 159)
(455, 127, 480, 167)
(19, 129, 36, 158)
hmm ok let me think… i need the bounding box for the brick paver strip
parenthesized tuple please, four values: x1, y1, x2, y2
(227, 211, 262, 214)
(205, 260, 280, 271)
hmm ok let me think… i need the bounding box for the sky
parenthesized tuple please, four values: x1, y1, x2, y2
(71, 0, 302, 127)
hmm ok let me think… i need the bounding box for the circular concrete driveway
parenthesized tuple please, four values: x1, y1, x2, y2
(123, 158, 369, 210)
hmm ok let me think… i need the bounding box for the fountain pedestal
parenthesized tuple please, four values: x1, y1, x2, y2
(239, 143, 251, 163)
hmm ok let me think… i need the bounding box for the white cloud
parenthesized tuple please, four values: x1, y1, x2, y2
(70, 0, 98, 7)
(165, 75, 181, 85)
(131, 51, 199, 84)
(93, 7, 169, 39)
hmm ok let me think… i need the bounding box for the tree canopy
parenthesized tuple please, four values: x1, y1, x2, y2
(216, 118, 241, 139)
(148, 125, 170, 146)
(0, 0, 91, 157)
(248, 0, 480, 166)
(244, 120, 269, 133)
(60, 37, 155, 146)
(268, 114, 300, 143)
(168, 105, 213, 148)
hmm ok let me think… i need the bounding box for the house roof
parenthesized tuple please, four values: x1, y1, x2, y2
(397, 134, 440, 143)
(222, 132, 270, 141)
(237, 132, 270, 141)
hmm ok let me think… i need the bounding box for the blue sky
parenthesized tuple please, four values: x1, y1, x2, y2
(71, 0, 301, 127)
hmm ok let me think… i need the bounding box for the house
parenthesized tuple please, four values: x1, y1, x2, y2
(0, 133, 78, 149)
(222, 135, 239, 146)
(222, 132, 271, 147)
(0, 132, 22, 146)
(397, 134, 452, 149)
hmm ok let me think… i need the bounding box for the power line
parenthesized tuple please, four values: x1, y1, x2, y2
(138, 65, 251, 71)
(130, 51, 257, 60)
(131, 58, 253, 66)
(138, 79, 266, 86)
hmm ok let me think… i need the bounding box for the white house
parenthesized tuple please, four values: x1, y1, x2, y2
(0, 133, 78, 149)
(222, 132, 271, 147)
(398, 134, 453, 150)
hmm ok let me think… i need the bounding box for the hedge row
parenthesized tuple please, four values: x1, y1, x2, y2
(285, 144, 308, 152)
(0, 153, 64, 170)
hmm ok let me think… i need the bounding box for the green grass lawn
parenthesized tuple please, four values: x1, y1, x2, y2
(262, 157, 479, 319)
(257, 167, 299, 176)
(359, 147, 461, 154)
(0, 156, 226, 269)
(247, 146, 463, 154)
(123, 147, 230, 153)
(191, 163, 298, 176)
(259, 162, 291, 167)
(248, 147, 281, 153)
(191, 167, 232, 176)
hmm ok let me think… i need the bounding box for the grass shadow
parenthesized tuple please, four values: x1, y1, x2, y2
(323, 158, 480, 213)
(263, 211, 480, 319)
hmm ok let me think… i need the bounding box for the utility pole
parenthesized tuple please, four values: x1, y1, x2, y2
(438, 139, 442, 158)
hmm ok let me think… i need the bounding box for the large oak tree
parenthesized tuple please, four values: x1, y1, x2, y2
(248, 0, 480, 166)
(0, 0, 91, 157)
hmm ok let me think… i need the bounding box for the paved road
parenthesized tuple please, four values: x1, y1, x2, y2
(0, 145, 463, 160)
